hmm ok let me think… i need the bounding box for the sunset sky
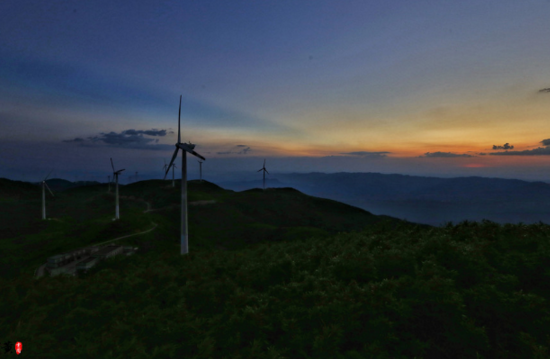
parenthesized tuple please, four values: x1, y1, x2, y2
(2, 0, 550, 183)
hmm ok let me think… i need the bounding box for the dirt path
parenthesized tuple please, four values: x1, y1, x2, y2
(35, 196, 218, 279)
(36, 197, 157, 279)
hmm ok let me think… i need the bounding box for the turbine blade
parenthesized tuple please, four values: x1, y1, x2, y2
(110, 158, 115, 172)
(178, 95, 182, 144)
(44, 169, 53, 181)
(257, 169, 262, 172)
(45, 182, 54, 196)
(165, 148, 179, 179)
(265, 169, 269, 174)
(189, 150, 205, 161)
(119, 169, 125, 173)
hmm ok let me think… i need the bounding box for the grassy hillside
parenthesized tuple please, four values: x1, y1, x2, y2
(1, 178, 549, 358)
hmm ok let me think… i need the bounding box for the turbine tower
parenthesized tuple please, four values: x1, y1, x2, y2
(198, 160, 203, 182)
(257, 159, 269, 190)
(41, 170, 54, 220)
(110, 158, 125, 220)
(164, 95, 206, 255)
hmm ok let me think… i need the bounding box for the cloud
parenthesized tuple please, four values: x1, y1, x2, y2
(216, 145, 252, 155)
(62, 128, 173, 150)
(492, 143, 514, 150)
(420, 152, 473, 158)
(62, 137, 85, 143)
(489, 139, 550, 156)
(123, 129, 169, 136)
(489, 147, 550, 156)
(339, 151, 391, 157)
(538, 88, 550, 93)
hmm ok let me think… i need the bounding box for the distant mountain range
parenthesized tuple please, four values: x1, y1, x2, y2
(219, 172, 550, 227)
(35, 179, 104, 192)
(5, 172, 550, 227)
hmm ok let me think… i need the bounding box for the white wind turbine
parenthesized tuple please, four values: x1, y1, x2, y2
(198, 160, 203, 182)
(257, 159, 269, 190)
(110, 158, 125, 220)
(41, 170, 54, 220)
(164, 95, 206, 255)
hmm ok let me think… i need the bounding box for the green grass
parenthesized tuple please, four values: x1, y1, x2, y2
(1, 179, 549, 358)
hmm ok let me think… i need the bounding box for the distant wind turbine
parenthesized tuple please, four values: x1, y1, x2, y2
(257, 159, 269, 190)
(171, 163, 177, 187)
(164, 95, 206, 255)
(198, 160, 203, 182)
(41, 170, 54, 220)
(162, 159, 168, 179)
(110, 158, 125, 220)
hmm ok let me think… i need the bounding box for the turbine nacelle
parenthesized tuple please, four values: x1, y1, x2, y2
(164, 96, 206, 180)
(42, 170, 55, 196)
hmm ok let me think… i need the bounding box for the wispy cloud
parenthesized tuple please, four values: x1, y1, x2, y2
(489, 138, 550, 156)
(216, 145, 252, 155)
(538, 88, 550, 93)
(63, 129, 173, 150)
(339, 151, 391, 157)
(420, 152, 473, 158)
(489, 147, 550, 156)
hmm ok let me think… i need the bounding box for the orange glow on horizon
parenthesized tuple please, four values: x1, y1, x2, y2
(462, 164, 487, 168)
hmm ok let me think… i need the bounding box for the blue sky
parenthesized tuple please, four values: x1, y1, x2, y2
(2, 0, 550, 183)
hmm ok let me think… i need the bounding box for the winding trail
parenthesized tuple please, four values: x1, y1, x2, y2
(35, 194, 218, 279)
(36, 197, 156, 279)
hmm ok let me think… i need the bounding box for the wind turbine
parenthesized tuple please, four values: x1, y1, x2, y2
(171, 163, 177, 187)
(164, 95, 206, 255)
(198, 160, 203, 182)
(162, 160, 168, 179)
(257, 159, 269, 190)
(110, 158, 125, 220)
(41, 170, 54, 220)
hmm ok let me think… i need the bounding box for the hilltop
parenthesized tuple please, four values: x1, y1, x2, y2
(1, 178, 549, 358)
(0, 177, 424, 278)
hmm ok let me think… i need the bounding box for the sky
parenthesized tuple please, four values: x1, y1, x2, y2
(2, 0, 550, 183)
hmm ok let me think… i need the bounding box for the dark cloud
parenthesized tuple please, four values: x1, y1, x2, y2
(489, 147, 550, 156)
(124, 129, 168, 136)
(479, 152, 486, 155)
(216, 145, 252, 155)
(492, 143, 514, 150)
(62, 137, 85, 143)
(541, 139, 550, 146)
(421, 152, 473, 158)
(538, 88, 550, 93)
(339, 151, 390, 157)
(63, 129, 173, 150)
